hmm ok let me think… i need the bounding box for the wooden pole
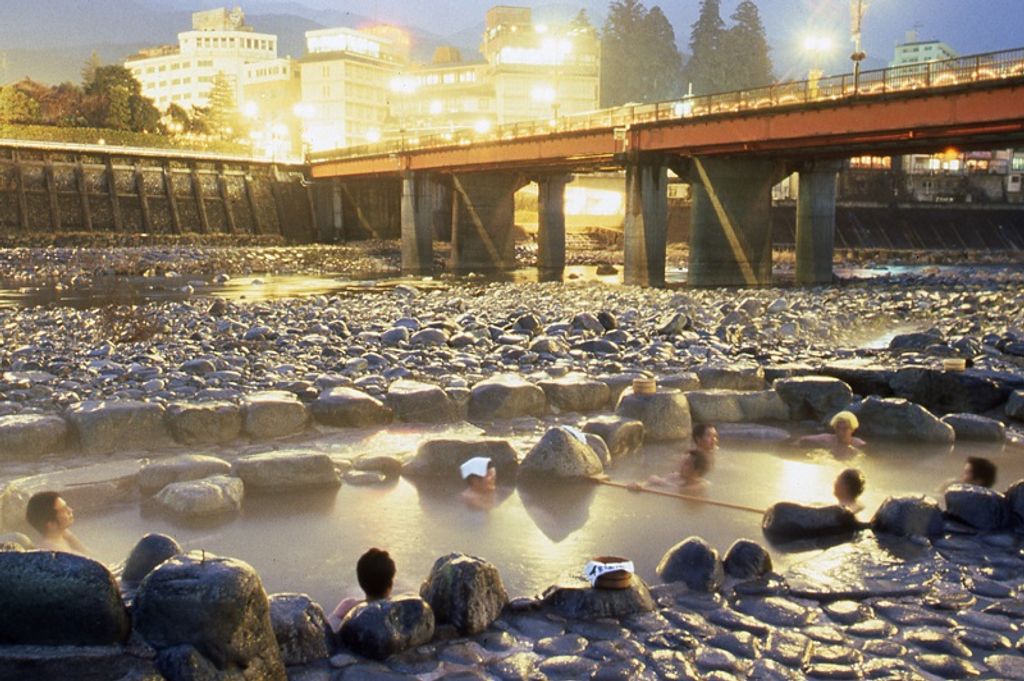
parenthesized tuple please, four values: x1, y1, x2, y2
(592, 478, 766, 515)
(13, 151, 30, 232)
(44, 158, 61, 232)
(163, 163, 181, 235)
(135, 164, 152, 233)
(191, 165, 209, 234)
(105, 156, 123, 233)
(75, 161, 92, 232)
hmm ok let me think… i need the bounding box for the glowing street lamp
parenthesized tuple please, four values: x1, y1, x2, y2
(802, 34, 835, 97)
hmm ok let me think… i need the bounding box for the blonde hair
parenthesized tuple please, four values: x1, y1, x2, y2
(829, 411, 859, 431)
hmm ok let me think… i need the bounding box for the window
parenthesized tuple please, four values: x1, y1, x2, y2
(1012, 155, 1024, 172)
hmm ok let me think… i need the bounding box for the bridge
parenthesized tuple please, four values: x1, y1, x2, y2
(310, 47, 1024, 287)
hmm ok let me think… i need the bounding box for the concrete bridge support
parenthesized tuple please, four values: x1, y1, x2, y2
(401, 172, 449, 275)
(337, 178, 402, 241)
(451, 172, 526, 272)
(689, 157, 781, 287)
(795, 161, 844, 285)
(623, 161, 668, 287)
(536, 174, 571, 278)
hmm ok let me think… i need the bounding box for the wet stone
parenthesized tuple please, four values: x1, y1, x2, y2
(536, 654, 598, 680)
(566, 619, 629, 641)
(661, 609, 719, 638)
(955, 626, 1013, 652)
(803, 625, 847, 645)
(645, 630, 699, 651)
(823, 600, 874, 625)
(733, 596, 814, 627)
(968, 576, 1016, 599)
(583, 637, 647, 662)
(763, 629, 811, 667)
(695, 647, 744, 674)
(811, 644, 862, 666)
(985, 654, 1024, 680)
(860, 658, 919, 680)
(904, 628, 972, 657)
(502, 613, 566, 639)
(955, 609, 1019, 634)
(671, 590, 724, 612)
(487, 652, 541, 681)
(982, 599, 1024, 619)
(436, 641, 486, 666)
(858, 639, 907, 658)
(748, 658, 804, 681)
(802, 663, 863, 680)
(535, 634, 587, 656)
(847, 619, 898, 639)
(590, 657, 648, 681)
(335, 663, 412, 681)
(475, 630, 520, 652)
(732, 574, 788, 598)
(621, 610, 670, 633)
(706, 607, 770, 636)
(646, 649, 700, 681)
(913, 654, 982, 678)
(873, 601, 955, 628)
(706, 631, 761, 659)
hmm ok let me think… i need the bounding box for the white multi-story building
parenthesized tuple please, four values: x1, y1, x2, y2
(126, 7, 278, 112)
(890, 32, 959, 67)
(299, 26, 405, 152)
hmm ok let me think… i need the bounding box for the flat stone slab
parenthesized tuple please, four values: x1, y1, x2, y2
(137, 454, 232, 494)
(0, 645, 155, 681)
(165, 401, 242, 446)
(0, 414, 68, 459)
(242, 391, 309, 439)
(785, 536, 942, 600)
(66, 400, 173, 454)
(153, 475, 244, 517)
(233, 450, 342, 490)
(541, 576, 654, 619)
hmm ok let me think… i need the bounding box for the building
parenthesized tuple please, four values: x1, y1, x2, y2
(240, 58, 302, 158)
(126, 7, 278, 112)
(890, 32, 959, 67)
(298, 26, 406, 152)
(385, 6, 600, 141)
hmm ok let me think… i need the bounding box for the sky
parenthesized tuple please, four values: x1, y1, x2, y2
(239, 0, 1024, 77)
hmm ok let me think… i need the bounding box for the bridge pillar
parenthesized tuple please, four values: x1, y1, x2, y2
(689, 157, 781, 287)
(339, 178, 401, 240)
(401, 171, 443, 275)
(623, 160, 668, 287)
(537, 174, 571, 277)
(451, 172, 527, 271)
(795, 161, 844, 285)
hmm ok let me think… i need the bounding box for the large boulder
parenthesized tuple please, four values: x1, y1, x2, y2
(122, 533, 183, 587)
(133, 552, 286, 679)
(773, 377, 854, 421)
(537, 374, 611, 414)
(338, 596, 435, 661)
(268, 593, 330, 666)
(402, 438, 519, 479)
(847, 396, 955, 444)
(541, 577, 654, 619)
(153, 475, 244, 518)
(519, 427, 603, 479)
(165, 402, 242, 446)
(697, 364, 766, 391)
(615, 390, 692, 442)
(0, 551, 130, 645)
(311, 387, 393, 428)
(1006, 390, 1024, 421)
(1006, 481, 1024, 528)
(386, 380, 460, 423)
(820, 362, 895, 398)
(468, 375, 547, 420)
(944, 484, 1009, 530)
(232, 451, 342, 491)
(685, 390, 789, 423)
(420, 553, 508, 635)
(940, 413, 1006, 443)
(889, 368, 1008, 416)
(137, 454, 232, 494)
(0, 413, 68, 459)
(66, 400, 173, 454)
(762, 502, 860, 541)
(241, 391, 309, 440)
(871, 495, 945, 538)
(722, 539, 773, 579)
(581, 416, 645, 459)
(656, 537, 724, 592)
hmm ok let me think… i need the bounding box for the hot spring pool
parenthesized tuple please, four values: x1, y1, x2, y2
(66, 429, 1024, 611)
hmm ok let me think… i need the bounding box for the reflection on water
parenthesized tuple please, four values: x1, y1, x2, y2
(70, 437, 1024, 609)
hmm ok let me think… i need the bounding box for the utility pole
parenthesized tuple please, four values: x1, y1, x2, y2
(850, 0, 869, 92)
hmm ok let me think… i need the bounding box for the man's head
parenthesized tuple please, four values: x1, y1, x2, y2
(963, 457, 997, 488)
(692, 424, 719, 453)
(26, 492, 74, 535)
(833, 468, 866, 503)
(356, 548, 396, 600)
(460, 456, 496, 492)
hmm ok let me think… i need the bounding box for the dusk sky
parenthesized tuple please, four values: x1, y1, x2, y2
(240, 0, 1024, 77)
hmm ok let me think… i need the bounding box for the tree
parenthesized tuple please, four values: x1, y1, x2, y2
(84, 65, 159, 132)
(641, 6, 685, 101)
(601, 0, 649, 106)
(198, 72, 244, 141)
(723, 0, 773, 90)
(81, 51, 102, 89)
(684, 0, 727, 95)
(0, 85, 41, 124)
(40, 82, 86, 127)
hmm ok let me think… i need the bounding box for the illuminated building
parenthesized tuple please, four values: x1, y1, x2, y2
(126, 7, 278, 111)
(241, 58, 302, 159)
(299, 26, 406, 151)
(890, 32, 959, 67)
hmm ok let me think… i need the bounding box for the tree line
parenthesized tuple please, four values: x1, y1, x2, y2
(601, 0, 774, 106)
(0, 54, 240, 139)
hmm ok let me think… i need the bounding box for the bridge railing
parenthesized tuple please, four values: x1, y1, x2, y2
(311, 46, 1024, 164)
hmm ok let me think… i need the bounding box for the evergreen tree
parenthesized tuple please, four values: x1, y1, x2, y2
(723, 0, 773, 90)
(81, 51, 102, 89)
(641, 6, 685, 101)
(601, 0, 649, 106)
(0, 85, 41, 124)
(684, 0, 727, 94)
(199, 72, 244, 140)
(84, 65, 159, 131)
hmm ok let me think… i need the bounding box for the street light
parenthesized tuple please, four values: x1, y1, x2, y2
(850, 0, 870, 92)
(802, 34, 835, 98)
